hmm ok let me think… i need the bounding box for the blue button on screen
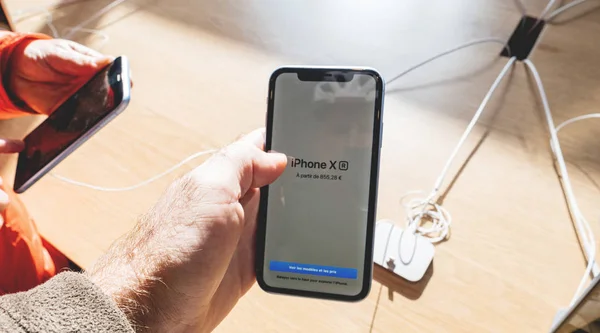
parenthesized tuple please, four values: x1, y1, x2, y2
(269, 261, 358, 279)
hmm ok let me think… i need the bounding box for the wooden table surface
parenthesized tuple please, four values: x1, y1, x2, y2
(5, 0, 600, 332)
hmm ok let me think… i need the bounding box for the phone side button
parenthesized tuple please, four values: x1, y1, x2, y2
(380, 123, 384, 148)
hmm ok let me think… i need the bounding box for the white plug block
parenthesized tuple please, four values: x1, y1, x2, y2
(373, 220, 435, 282)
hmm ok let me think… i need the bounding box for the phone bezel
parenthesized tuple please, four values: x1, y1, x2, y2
(14, 56, 132, 194)
(255, 66, 385, 302)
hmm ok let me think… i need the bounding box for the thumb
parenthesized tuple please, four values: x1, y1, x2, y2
(191, 135, 287, 200)
(0, 139, 24, 153)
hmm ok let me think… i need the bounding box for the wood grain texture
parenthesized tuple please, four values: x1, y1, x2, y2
(5, 0, 600, 331)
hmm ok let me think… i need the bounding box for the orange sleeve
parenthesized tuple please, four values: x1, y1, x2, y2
(0, 32, 69, 295)
(0, 184, 68, 295)
(0, 32, 52, 119)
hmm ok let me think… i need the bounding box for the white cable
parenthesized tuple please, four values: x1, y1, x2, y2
(557, 113, 600, 133)
(13, 0, 129, 49)
(62, 0, 130, 40)
(62, 27, 110, 49)
(555, 112, 600, 305)
(513, 0, 528, 15)
(399, 56, 517, 244)
(52, 149, 217, 192)
(13, 8, 60, 38)
(523, 59, 599, 305)
(540, 0, 561, 20)
(386, 38, 510, 85)
(547, 0, 593, 21)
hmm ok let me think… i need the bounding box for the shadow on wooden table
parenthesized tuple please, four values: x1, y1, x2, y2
(373, 262, 434, 301)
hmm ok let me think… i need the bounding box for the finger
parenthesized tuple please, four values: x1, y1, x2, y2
(49, 44, 112, 77)
(0, 139, 25, 153)
(0, 179, 9, 213)
(238, 128, 266, 150)
(192, 140, 287, 199)
(223, 141, 287, 193)
(66, 40, 106, 58)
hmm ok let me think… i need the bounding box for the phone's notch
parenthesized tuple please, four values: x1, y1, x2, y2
(297, 70, 354, 82)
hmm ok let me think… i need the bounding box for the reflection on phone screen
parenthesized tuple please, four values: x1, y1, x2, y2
(16, 62, 117, 187)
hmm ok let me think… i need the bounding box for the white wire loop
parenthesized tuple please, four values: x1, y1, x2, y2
(52, 150, 217, 192)
(398, 56, 517, 246)
(524, 59, 598, 306)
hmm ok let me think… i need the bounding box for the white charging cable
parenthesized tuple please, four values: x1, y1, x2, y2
(13, 8, 60, 37)
(398, 56, 516, 244)
(513, 0, 528, 16)
(12, 0, 130, 49)
(539, 0, 561, 20)
(524, 59, 599, 306)
(547, 0, 595, 21)
(62, 0, 130, 40)
(52, 149, 217, 191)
(556, 113, 600, 132)
(386, 38, 510, 85)
(52, 149, 217, 192)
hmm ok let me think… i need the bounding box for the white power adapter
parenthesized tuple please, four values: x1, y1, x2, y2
(373, 220, 435, 282)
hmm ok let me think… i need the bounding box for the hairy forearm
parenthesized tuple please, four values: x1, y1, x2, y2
(84, 175, 202, 332)
(84, 222, 163, 332)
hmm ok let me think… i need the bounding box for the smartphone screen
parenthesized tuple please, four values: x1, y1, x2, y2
(256, 67, 384, 300)
(15, 57, 129, 192)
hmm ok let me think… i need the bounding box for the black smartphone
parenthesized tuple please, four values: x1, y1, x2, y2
(14, 56, 131, 193)
(255, 66, 385, 301)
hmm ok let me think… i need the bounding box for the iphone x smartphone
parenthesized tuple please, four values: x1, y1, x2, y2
(14, 56, 131, 193)
(255, 66, 385, 301)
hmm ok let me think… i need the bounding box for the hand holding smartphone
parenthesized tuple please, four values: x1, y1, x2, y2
(14, 56, 131, 193)
(255, 66, 385, 301)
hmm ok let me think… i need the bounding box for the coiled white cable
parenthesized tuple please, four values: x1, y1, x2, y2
(523, 59, 598, 306)
(399, 56, 517, 244)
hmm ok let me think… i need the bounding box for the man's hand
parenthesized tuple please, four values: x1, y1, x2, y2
(86, 128, 287, 333)
(9, 39, 112, 115)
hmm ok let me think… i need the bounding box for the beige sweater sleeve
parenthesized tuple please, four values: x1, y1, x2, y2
(0, 272, 134, 333)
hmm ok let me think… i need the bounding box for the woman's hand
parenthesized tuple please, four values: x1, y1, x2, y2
(9, 39, 112, 115)
(0, 138, 24, 212)
(86, 128, 288, 333)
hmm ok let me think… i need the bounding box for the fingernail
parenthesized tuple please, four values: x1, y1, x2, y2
(0, 190, 9, 213)
(268, 150, 287, 157)
(0, 139, 24, 153)
(268, 150, 288, 163)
